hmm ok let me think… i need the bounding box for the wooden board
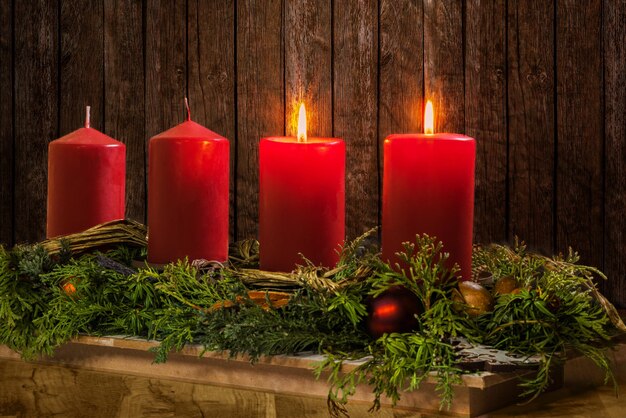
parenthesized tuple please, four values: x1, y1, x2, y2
(13, 0, 58, 244)
(603, 0, 626, 308)
(188, 0, 236, 242)
(465, 0, 507, 245)
(285, 0, 332, 138)
(145, 0, 187, 136)
(333, 0, 378, 239)
(423, 0, 464, 133)
(236, 0, 284, 240)
(507, 0, 555, 254)
(555, 0, 603, 270)
(379, 0, 424, 136)
(0, 0, 13, 247)
(0, 358, 392, 417)
(0, 336, 565, 417)
(1, 349, 626, 418)
(60, 0, 104, 135)
(104, 0, 146, 223)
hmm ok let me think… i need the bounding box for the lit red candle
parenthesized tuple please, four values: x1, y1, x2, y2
(47, 106, 125, 238)
(148, 100, 229, 264)
(382, 101, 476, 280)
(259, 104, 345, 271)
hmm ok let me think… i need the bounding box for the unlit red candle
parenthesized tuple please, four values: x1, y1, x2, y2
(147, 100, 229, 264)
(382, 101, 476, 280)
(259, 104, 345, 271)
(47, 106, 126, 238)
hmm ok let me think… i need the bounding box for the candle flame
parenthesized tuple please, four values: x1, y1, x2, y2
(424, 100, 434, 135)
(297, 103, 307, 143)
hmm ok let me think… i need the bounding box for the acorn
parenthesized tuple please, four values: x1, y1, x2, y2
(494, 275, 518, 296)
(454, 281, 494, 317)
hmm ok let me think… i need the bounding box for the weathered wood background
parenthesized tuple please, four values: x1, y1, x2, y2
(0, 0, 624, 305)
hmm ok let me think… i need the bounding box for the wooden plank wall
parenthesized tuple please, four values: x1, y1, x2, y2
(0, 0, 624, 305)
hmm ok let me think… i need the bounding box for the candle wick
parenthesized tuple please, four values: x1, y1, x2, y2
(85, 106, 91, 129)
(184, 97, 191, 121)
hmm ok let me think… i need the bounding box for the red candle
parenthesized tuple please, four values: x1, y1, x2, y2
(382, 101, 476, 280)
(148, 100, 229, 263)
(259, 104, 345, 271)
(47, 106, 125, 238)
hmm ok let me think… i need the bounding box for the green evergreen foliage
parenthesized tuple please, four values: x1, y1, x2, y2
(0, 233, 622, 416)
(473, 241, 619, 402)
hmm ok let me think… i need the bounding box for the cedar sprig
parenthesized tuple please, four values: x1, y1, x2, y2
(474, 242, 618, 401)
(368, 235, 478, 340)
(316, 235, 475, 416)
(368, 235, 456, 308)
(192, 288, 370, 362)
(0, 231, 623, 416)
(0, 245, 54, 357)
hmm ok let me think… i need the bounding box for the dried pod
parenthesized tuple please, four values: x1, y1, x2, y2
(208, 291, 292, 312)
(494, 276, 518, 296)
(456, 281, 494, 317)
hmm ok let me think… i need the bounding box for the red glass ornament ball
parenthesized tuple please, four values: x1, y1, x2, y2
(366, 286, 423, 339)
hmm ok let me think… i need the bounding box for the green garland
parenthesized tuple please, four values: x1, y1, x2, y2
(0, 228, 623, 416)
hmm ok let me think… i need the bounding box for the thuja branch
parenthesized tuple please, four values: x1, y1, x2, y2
(0, 221, 623, 415)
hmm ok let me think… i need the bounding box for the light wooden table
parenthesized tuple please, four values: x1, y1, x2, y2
(0, 339, 624, 418)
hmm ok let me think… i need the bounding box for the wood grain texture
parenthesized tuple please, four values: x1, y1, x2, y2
(236, 0, 284, 240)
(0, 359, 127, 417)
(507, 0, 555, 254)
(274, 393, 398, 417)
(2, 344, 626, 417)
(333, 0, 378, 238)
(379, 0, 424, 138)
(423, 0, 464, 133)
(146, 0, 187, 139)
(556, 0, 603, 269)
(603, 0, 626, 307)
(104, 0, 145, 223)
(14, 0, 58, 243)
(285, 0, 332, 138)
(60, 0, 104, 134)
(465, 0, 507, 244)
(116, 378, 276, 417)
(0, 0, 13, 247)
(0, 358, 400, 417)
(188, 0, 236, 242)
(0, 359, 277, 418)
